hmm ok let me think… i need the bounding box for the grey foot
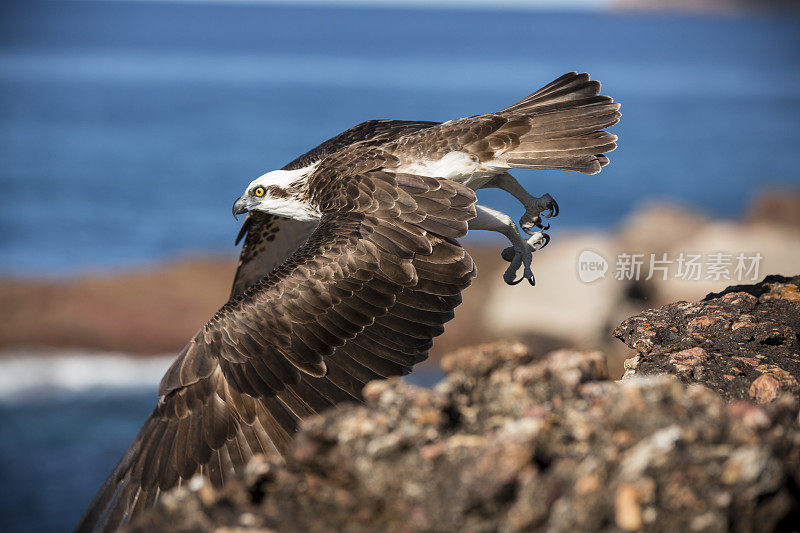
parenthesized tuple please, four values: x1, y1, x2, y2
(520, 193, 559, 235)
(500, 233, 548, 286)
(501, 247, 535, 285)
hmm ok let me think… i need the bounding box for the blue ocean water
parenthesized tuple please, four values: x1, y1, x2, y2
(0, 351, 444, 533)
(0, 390, 160, 533)
(1, 1, 799, 276)
(0, 2, 799, 532)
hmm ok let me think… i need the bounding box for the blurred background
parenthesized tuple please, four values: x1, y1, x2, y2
(1, 0, 799, 531)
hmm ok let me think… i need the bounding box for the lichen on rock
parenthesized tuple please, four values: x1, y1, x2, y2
(615, 274, 800, 403)
(125, 333, 800, 531)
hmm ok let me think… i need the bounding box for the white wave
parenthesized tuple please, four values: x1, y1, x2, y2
(0, 349, 177, 402)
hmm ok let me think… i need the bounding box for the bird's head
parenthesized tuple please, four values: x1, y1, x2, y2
(232, 165, 320, 222)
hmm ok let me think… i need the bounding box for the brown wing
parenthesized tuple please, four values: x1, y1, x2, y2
(282, 119, 440, 171)
(76, 170, 476, 532)
(386, 72, 621, 175)
(231, 120, 440, 298)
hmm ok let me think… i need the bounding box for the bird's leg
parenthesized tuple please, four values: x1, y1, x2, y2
(469, 204, 546, 285)
(482, 172, 559, 235)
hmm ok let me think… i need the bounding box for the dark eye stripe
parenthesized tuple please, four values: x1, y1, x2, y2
(267, 186, 288, 199)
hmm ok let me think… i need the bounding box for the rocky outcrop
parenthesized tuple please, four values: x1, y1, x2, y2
(615, 275, 800, 404)
(127, 337, 800, 531)
(483, 193, 800, 377)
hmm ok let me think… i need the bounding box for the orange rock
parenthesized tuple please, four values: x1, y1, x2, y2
(668, 347, 708, 366)
(749, 374, 781, 404)
(764, 282, 800, 302)
(732, 356, 760, 367)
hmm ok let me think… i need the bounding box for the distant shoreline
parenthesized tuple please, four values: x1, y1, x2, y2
(0, 243, 518, 359)
(612, 0, 800, 15)
(57, 0, 800, 16)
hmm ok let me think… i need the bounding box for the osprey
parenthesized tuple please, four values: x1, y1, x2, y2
(77, 72, 619, 531)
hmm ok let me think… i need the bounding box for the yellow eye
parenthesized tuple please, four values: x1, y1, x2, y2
(253, 186, 266, 197)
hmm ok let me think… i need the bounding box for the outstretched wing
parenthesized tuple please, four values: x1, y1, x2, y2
(387, 72, 621, 175)
(231, 119, 439, 297)
(76, 170, 476, 532)
(282, 119, 441, 172)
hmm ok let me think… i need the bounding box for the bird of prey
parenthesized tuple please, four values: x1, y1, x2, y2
(77, 72, 619, 531)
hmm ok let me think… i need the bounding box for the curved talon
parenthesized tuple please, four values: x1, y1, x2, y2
(504, 265, 521, 284)
(536, 232, 551, 249)
(511, 270, 535, 285)
(525, 269, 535, 286)
(516, 265, 535, 286)
(521, 219, 549, 235)
(519, 215, 537, 233)
(520, 193, 558, 235)
(539, 193, 559, 218)
(524, 232, 550, 251)
(502, 245, 537, 285)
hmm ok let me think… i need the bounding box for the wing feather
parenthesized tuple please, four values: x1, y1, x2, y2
(77, 168, 476, 532)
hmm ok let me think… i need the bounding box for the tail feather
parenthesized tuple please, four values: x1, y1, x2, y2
(511, 131, 618, 156)
(502, 72, 605, 113)
(522, 103, 620, 127)
(506, 155, 609, 174)
(492, 72, 621, 175)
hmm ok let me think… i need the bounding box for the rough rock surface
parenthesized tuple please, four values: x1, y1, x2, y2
(615, 274, 800, 404)
(126, 340, 800, 532)
(483, 197, 800, 377)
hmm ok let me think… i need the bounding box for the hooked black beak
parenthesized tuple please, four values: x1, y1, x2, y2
(232, 196, 249, 220)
